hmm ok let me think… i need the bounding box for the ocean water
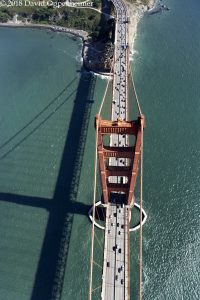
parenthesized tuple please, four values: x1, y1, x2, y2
(131, 0, 200, 298)
(0, 0, 200, 298)
(0, 28, 107, 300)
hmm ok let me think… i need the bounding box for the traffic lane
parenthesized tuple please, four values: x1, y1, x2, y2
(116, 207, 125, 297)
(112, 205, 125, 299)
(116, 206, 126, 299)
(104, 206, 115, 299)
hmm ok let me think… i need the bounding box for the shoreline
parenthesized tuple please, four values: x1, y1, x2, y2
(0, 22, 88, 41)
(83, 0, 157, 77)
(125, 0, 156, 58)
(0, 0, 156, 75)
(92, 0, 157, 76)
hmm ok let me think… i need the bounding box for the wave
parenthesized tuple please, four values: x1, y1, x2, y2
(142, 265, 151, 291)
(74, 49, 83, 63)
(93, 72, 112, 81)
(129, 49, 140, 61)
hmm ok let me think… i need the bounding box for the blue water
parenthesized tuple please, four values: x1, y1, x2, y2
(0, 0, 200, 298)
(131, 0, 200, 298)
(0, 28, 107, 300)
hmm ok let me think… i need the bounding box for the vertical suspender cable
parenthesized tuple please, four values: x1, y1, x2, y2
(98, 74, 111, 116)
(98, 60, 114, 116)
(89, 59, 114, 299)
(130, 68, 142, 116)
(139, 121, 144, 300)
(89, 123, 99, 300)
(99, 43, 129, 119)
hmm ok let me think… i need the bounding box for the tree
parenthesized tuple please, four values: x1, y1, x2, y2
(0, 12, 9, 23)
(93, 0, 100, 8)
(32, 8, 51, 22)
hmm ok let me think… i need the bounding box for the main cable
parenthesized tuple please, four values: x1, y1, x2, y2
(88, 121, 99, 300)
(130, 68, 142, 116)
(139, 119, 144, 300)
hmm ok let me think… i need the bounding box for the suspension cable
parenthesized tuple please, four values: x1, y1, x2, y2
(88, 122, 99, 300)
(98, 46, 126, 117)
(93, 260, 103, 270)
(92, 285, 102, 293)
(130, 68, 142, 116)
(139, 119, 144, 300)
(95, 204, 101, 222)
(94, 207, 104, 251)
(94, 231, 103, 251)
(89, 57, 114, 299)
(98, 60, 114, 116)
(101, 204, 106, 222)
(89, 27, 145, 300)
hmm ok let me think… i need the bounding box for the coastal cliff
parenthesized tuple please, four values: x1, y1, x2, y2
(83, 0, 157, 74)
(0, 0, 158, 74)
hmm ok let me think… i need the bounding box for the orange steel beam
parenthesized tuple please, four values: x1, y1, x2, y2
(103, 146, 135, 159)
(106, 169, 131, 177)
(95, 114, 145, 205)
(95, 118, 138, 135)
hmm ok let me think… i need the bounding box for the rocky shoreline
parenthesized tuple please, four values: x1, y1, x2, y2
(125, 0, 157, 58)
(0, 22, 88, 41)
(0, 0, 158, 76)
(84, 0, 158, 75)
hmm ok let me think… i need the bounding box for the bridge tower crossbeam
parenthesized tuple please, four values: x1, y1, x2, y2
(95, 114, 145, 205)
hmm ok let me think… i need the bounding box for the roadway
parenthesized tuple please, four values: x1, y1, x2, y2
(111, 0, 129, 169)
(101, 0, 130, 299)
(102, 202, 130, 300)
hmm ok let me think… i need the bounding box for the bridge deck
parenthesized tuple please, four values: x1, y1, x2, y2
(102, 203, 130, 300)
(101, 0, 130, 299)
(111, 0, 129, 169)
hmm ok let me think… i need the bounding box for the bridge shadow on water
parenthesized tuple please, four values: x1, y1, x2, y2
(0, 2, 115, 297)
(0, 77, 77, 160)
(0, 67, 97, 300)
(31, 67, 96, 300)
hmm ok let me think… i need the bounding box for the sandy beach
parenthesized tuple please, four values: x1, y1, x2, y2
(125, 0, 156, 58)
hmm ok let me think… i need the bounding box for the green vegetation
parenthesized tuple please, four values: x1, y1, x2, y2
(0, 5, 105, 36)
(0, 8, 14, 22)
(0, 0, 116, 43)
(93, 0, 102, 9)
(57, 8, 101, 33)
(0, 11, 9, 23)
